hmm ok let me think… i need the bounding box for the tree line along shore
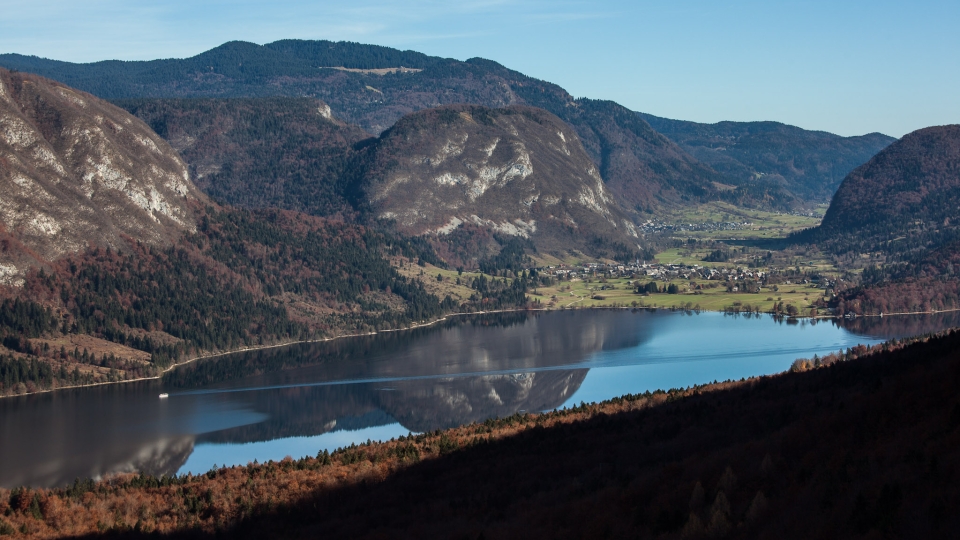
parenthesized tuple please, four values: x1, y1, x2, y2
(1, 328, 958, 538)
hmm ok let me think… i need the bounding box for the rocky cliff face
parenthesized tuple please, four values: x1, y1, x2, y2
(362, 105, 639, 255)
(0, 68, 203, 285)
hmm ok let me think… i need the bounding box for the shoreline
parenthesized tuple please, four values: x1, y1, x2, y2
(3, 304, 958, 399)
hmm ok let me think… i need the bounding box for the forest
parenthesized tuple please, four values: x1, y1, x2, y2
(0, 328, 957, 538)
(115, 98, 372, 219)
(0, 40, 444, 98)
(0, 205, 521, 396)
(639, 113, 895, 204)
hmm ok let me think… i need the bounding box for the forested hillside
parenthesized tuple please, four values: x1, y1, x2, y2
(0, 40, 445, 98)
(639, 113, 894, 206)
(808, 125, 960, 256)
(116, 98, 371, 217)
(0, 205, 484, 396)
(795, 125, 960, 315)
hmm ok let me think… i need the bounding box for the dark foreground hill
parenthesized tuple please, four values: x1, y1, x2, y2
(2, 325, 958, 538)
(639, 113, 894, 206)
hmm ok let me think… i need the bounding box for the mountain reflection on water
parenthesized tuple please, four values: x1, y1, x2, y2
(2, 309, 959, 488)
(0, 311, 641, 487)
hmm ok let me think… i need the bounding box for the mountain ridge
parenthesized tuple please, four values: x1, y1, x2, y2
(638, 112, 895, 205)
(0, 40, 898, 213)
(0, 40, 735, 212)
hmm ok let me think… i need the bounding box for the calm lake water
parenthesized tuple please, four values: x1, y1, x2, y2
(2, 309, 959, 488)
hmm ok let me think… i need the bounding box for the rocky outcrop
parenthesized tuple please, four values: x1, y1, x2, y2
(0, 68, 203, 285)
(363, 104, 640, 255)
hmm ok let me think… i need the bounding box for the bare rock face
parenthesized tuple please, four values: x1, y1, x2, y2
(0, 68, 202, 285)
(365, 105, 639, 254)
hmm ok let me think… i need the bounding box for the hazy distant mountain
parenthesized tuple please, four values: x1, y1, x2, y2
(638, 112, 895, 205)
(116, 97, 370, 218)
(0, 40, 731, 213)
(0, 68, 203, 286)
(805, 125, 960, 256)
(358, 104, 640, 256)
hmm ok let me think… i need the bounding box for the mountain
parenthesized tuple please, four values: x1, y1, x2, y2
(796, 125, 960, 316)
(804, 125, 960, 256)
(115, 97, 370, 218)
(359, 104, 640, 257)
(0, 40, 730, 212)
(113, 98, 645, 260)
(638, 113, 895, 205)
(0, 68, 203, 286)
(0, 74, 551, 396)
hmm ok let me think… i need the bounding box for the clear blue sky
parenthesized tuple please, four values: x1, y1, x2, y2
(1, 0, 957, 138)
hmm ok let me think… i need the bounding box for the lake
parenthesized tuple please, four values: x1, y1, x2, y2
(2, 309, 958, 488)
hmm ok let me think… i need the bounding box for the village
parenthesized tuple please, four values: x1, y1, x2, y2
(542, 260, 836, 293)
(523, 258, 840, 316)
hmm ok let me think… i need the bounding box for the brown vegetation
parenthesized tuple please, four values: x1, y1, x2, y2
(2, 329, 958, 538)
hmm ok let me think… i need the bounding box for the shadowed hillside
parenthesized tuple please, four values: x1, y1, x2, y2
(1, 328, 958, 538)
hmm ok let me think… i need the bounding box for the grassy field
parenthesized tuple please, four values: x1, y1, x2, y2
(394, 258, 829, 316)
(393, 258, 480, 302)
(528, 276, 828, 315)
(662, 201, 826, 240)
